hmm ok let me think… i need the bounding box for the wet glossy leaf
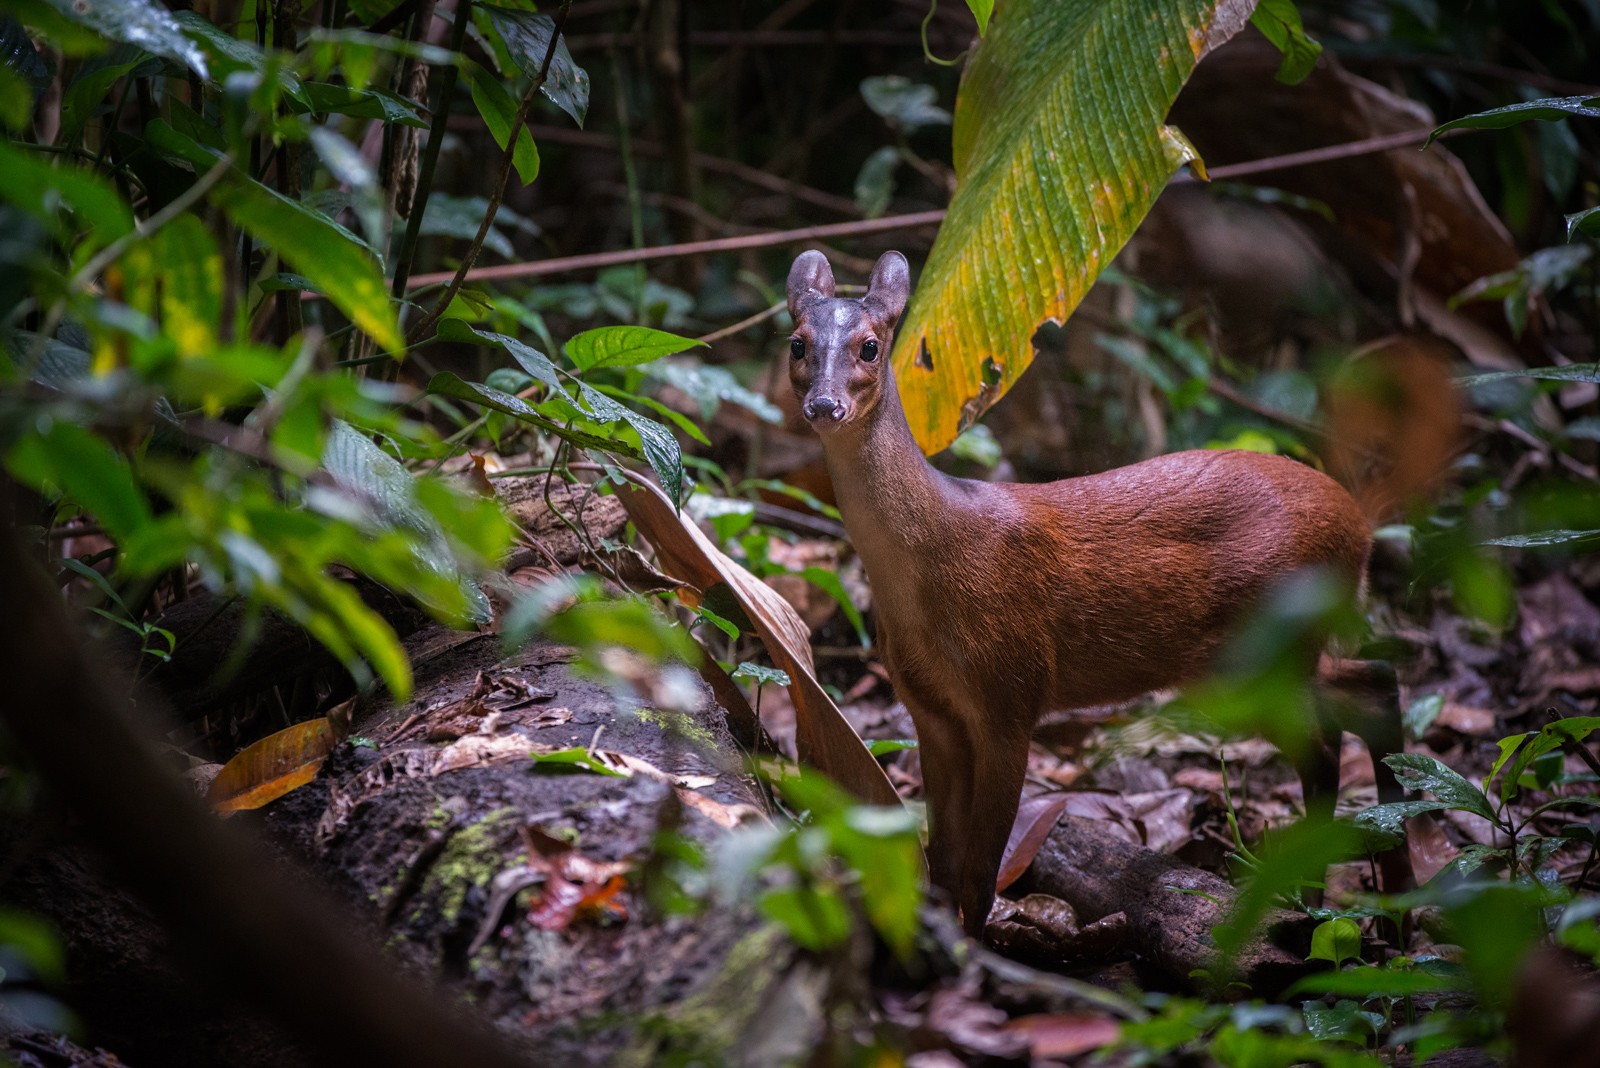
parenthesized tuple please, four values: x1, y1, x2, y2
(41, 0, 206, 75)
(1384, 752, 1498, 822)
(1289, 963, 1466, 998)
(565, 325, 705, 371)
(207, 718, 336, 812)
(418, 193, 538, 259)
(892, 0, 1241, 453)
(426, 371, 634, 453)
(1427, 95, 1600, 148)
(479, 6, 588, 127)
(296, 81, 426, 127)
(572, 380, 685, 510)
(644, 360, 782, 424)
(1480, 527, 1600, 549)
(470, 70, 540, 185)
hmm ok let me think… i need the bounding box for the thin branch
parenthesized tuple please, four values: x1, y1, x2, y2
(1171, 128, 1467, 183)
(444, 118, 864, 216)
(695, 300, 785, 343)
(396, 210, 947, 288)
(407, 0, 574, 345)
(390, 0, 475, 297)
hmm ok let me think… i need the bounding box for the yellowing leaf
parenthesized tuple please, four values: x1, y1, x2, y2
(207, 718, 337, 812)
(892, 0, 1245, 453)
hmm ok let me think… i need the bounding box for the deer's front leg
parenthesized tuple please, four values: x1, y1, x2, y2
(957, 716, 1032, 938)
(899, 686, 973, 911)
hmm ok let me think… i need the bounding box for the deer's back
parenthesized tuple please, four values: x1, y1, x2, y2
(874, 449, 1369, 715)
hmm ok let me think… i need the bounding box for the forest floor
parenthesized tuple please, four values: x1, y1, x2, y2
(8, 481, 1598, 1068)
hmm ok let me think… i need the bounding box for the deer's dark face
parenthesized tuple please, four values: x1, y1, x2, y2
(786, 250, 909, 433)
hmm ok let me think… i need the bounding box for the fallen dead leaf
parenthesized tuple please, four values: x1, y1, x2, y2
(1435, 702, 1498, 736)
(996, 793, 1070, 892)
(1003, 1013, 1121, 1059)
(1406, 811, 1460, 885)
(207, 718, 337, 813)
(612, 476, 898, 805)
(675, 787, 763, 828)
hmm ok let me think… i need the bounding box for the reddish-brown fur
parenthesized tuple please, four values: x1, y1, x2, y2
(786, 250, 1408, 936)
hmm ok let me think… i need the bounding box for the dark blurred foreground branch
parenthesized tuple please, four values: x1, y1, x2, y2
(0, 501, 532, 1068)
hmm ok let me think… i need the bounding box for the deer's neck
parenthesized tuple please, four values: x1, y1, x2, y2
(818, 366, 953, 566)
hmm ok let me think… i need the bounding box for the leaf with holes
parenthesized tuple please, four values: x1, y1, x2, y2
(891, 0, 1248, 453)
(207, 718, 336, 812)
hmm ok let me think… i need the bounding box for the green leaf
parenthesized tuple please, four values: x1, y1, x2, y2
(1248, 0, 1321, 84)
(296, 81, 427, 127)
(173, 11, 310, 101)
(0, 138, 134, 246)
(594, 384, 710, 447)
(853, 144, 899, 219)
(479, 5, 588, 127)
(732, 662, 791, 687)
(1427, 95, 1600, 148)
(146, 120, 402, 353)
(860, 76, 951, 130)
(0, 62, 33, 132)
(1352, 800, 1454, 839)
(530, 747, 628, 776)
(418, 193, 539, 259)
(893, 0, 1228, 453)
(1403, 694, 1444, 740)
(759, 886, 852, 951)
(797, 566, 870, 648)
(565, 325, 706, 371)
(964, 0, 993, 35)
(1307, 917, 1362, 967)
(7, 421, 151, 541)
(1288, 964, 1468, 998)
(60, 53, 143, 144)
(866, 738, 917, 756)
(1213, 819, 1363, 965)
(1569, 206, 1600, 241)
(41, 0, 206, 75)
(572, 380, 685, 510)
(1485, 733, 1529, 794)
(469, 70, 540, 185)
(426, 371, 636, 454)
(1384, 752, 1498, 822)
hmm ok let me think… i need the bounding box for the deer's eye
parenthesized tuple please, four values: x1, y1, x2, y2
(860, 340, 879, 362)
(790, 338, 805, 359)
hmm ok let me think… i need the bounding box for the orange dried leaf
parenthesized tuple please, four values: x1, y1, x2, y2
(207, 718, 336, 813)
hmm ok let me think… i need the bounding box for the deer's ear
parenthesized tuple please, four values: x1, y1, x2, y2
(863, 251, 910, 327)
(787, 250, 835, 319)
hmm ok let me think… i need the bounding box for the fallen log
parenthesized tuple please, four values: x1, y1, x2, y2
(1015, 815, 1316, 996)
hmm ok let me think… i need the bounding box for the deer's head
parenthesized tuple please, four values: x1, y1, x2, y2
(786, 250, 909, 433)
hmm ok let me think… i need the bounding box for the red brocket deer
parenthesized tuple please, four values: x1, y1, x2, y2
(785, 249, 1410, 937)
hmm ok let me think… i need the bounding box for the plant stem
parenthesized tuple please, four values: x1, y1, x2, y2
(406, 0, 574, 345)
(609, 48, 646, 323)
(390, 0, 475, 297)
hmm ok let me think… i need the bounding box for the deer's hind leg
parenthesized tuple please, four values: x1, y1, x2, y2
(1316, 656, 1413, 893)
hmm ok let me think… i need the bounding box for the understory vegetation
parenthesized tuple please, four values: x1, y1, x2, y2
(3, 0, 1600, 1065)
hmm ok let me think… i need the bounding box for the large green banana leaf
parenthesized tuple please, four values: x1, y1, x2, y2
(893, 0, 1251, 453)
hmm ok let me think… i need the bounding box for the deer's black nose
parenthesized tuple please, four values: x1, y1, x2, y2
(803, 397, 843, 422)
